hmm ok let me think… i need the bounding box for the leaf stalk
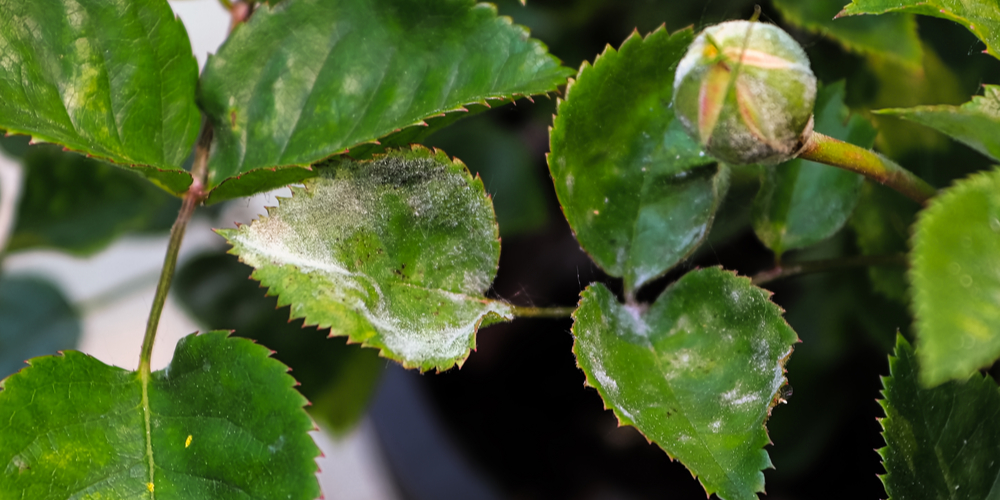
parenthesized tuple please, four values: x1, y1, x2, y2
(751, 253, 907, 286)
(511, 305, 576, 319)
(798, 132, 937, 205)
(138, 122, 213, 374)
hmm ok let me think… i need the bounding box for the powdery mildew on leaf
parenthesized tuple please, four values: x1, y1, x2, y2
(220, 146, 511, 372)
(572, 268, 797, 500)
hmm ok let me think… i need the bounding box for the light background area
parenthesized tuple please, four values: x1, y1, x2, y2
(0, 2, 399, 498)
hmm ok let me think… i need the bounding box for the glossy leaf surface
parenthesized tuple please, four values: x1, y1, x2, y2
(911, 167, 1000, 386)
(0, 332, 320, 499)
(573, 268, 797, 500)
(175, 252, 384, 434)
(8, 146, 178, 256)
(0, 0, 200, 194)
(549, 27, 725, 294)
(880, 335, 1000, 499)
(877, 85, 1000, 162)
(199, 0, 572, 202)
(753, 82, 876, 258)
(218, 147, 512, 372)
(774, 0, 921, 67)
(840, 0, 1000, 61)
(0, 276, 79, 378)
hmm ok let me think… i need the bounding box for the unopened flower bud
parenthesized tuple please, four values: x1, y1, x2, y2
(673, 20, 816, 165)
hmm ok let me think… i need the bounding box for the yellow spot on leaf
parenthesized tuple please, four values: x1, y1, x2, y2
(147, 482, 155, 492)
(185, 435, 192, 448)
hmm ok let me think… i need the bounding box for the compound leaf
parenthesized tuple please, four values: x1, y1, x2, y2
(774, 0, 921, 68)
(8, 146, 178, 256)
(880, 335, 1000, 499)
(175, 252, 384, 435)
(911, 167, 1000, 386)
(876, 85, 1000, 162)
(199, 0, 572, 203)
(753, 81, 876, 258)
(0, 276, 80, 379)
(0, 0, 200, 194)
(548, 27, 726, 295)
(0, 331, 321, 499)
(839, 0, 1000, 61)
(218, 147, 512, 372)
(573, 268, 797, 500)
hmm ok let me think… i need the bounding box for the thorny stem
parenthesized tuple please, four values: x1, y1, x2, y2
(751, 253, 907, 286)
(138, 122, 213, 374)
(511, 305, 577, 319)
(798, 132, 937, 205)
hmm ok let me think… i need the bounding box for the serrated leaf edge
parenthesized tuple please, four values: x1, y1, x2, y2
(570, 267, 797, 499)
(218, 145, 514, 373)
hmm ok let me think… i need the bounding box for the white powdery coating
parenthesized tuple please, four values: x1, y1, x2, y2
(228, 153, 508, 366)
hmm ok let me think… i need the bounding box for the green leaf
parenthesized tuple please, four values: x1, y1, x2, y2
(876, 85, 1000, 162)
(0, 0, 200, 194)
(175, 252, 384, 435)
(424, 114, 548, 238)
(752, 81, 877, 258)
(774, 0, 922, 67)
(548, 27, 726, 295)
(573, 268, 798, 500)
(911, 167, 1000, 386)
(839, 0, 1000, 61)
(218, 147, 512, 372)
(879, 335, 1000, 499)
(0, 331, 321, 499)
(0, 276, 80, 378)
(7, 146, 179, 256)
(199, 0, 572, 203)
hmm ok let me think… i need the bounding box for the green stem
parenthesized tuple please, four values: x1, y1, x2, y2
(217, 0, 234, 10)
(511, 305, 576, 319)
(798, 132, 936, 205)
(138, 123, 212, 374)
(751, 253, 907, 286)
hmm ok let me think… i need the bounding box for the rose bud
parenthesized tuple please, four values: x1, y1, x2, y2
(673, 20, 817, 165)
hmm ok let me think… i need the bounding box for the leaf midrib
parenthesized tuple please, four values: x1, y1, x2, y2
(140, 369, 155, 499)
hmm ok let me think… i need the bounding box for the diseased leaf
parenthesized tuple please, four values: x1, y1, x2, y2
(911, 167, 1000, 386)
(218, 147, 512, 372)
(7, 146, 178, 256)
(424, 114, 548, 238)
(879, 335, 1000, 499)
(573, 268, 797, 500)
(774, 0, 922, 67)
(548, 27, 726, 295)
(0, 276, 80, 378)
(0, 0, 200, 194)
(876, 85, 1000, 162)
(753, 81, 876, 258)
(175, 252, 384, 435)
(0, 331, 321, 499)
(839, 0, 1000, 60)
(199, 0, 572, 203)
